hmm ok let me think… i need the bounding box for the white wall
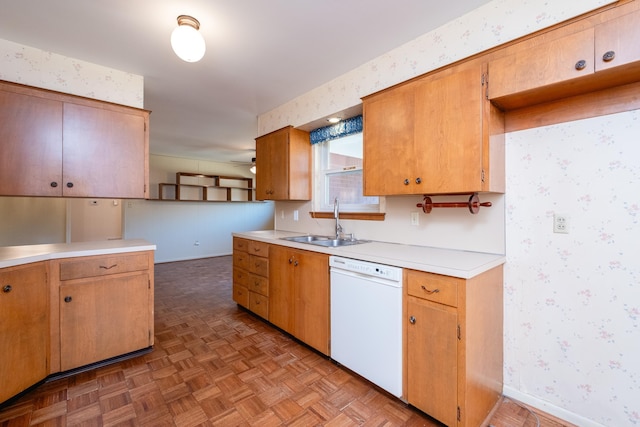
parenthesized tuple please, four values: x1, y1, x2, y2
(124, 155, 274, 263)
(257, 1, 638, 426)
(0, 197, 67, 246)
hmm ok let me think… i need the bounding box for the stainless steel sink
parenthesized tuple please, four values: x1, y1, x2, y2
(280, 235, 369, 247)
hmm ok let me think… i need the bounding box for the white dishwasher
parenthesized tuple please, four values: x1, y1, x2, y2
(329, 255, 403, 397)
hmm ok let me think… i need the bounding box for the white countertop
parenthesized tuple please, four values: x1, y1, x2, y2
(0, 239, 156, 269)
(233, 230, 505, 279)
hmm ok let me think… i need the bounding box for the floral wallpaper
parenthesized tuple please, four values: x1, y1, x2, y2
(0, 38, 143, 108)
(505, 110, 640, 427)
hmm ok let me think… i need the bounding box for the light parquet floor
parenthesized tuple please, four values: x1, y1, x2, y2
(1, 256, 573, 427)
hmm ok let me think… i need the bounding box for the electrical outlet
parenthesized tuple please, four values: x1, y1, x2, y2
(553, 214, 569, 234)
(411, 211, 419, 226)
(293, 210, 299, 221)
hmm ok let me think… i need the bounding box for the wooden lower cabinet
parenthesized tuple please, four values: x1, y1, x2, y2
(0, 262, 49, 404)
(232, 238, 269, 319)
(59, 272, 151, 371)
(405, 266, 503, 427)
(52, 251, 155, 373)
(269, 245, 329, 355)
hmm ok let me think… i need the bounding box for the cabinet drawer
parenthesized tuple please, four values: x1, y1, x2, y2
(248, 241, 269, 258)
(406, 270, 460, 307)
(249, 255, 269, 277)
(233, 251, 250, 270)
(59, 253, 149, 281)
(248, 273, 268, 296)
(233, 267, 250, 287)
(233, 238, 249, 252)
(232, 284, 249, 308)
(249, 292, 269, 319)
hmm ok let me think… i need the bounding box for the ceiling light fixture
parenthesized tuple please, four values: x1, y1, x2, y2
(249, 158, 257, 174)
(327, 117, 341, 124)
(171, 15, 206, 62)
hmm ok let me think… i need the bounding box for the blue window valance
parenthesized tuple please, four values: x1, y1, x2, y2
(310, 115, 362, 145)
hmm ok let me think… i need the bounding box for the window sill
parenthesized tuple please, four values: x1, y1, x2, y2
(309, 212, 385, 221)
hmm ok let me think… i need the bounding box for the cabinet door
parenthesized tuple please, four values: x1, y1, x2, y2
(363, 83, 415, 196)
(0, 89, 63, 196)
(268, 245, 295, 333)
(60, 272, 150, 371)
(595, 9, 640, 72)
(414, 65, 485, 193)
(294, 250, 329, 355)
(488, 28, 595, 109)
(63, 103, 146, 198)
(407, 298, 458, 427)
(256, 129, 287, 200)
(0, 262, 48, 403)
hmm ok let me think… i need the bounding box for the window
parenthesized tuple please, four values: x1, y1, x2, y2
(313, 132, 380, 213)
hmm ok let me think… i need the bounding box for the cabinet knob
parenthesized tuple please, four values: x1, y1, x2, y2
(66, 182, 74, 188)
(409, 316, 416, 324)
(288, 257, 294, 264)
(602, 50, 615, 62)
(64, 296, 72, 303)
(415, 177, 422, 184)
(2, 284, 12, 293)
(403, 179, 410, 185)
(294, 260, 299, 267)
(50, 182, 58, 188)
(575, 60, 587, 70)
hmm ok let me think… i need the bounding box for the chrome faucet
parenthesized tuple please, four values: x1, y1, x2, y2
(334, 197, 343, 239)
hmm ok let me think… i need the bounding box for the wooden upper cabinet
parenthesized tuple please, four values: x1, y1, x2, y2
(595, 9, 640, 73)
(488, 7, 640, 110)
(0, 80, 149, 198)
(488, 28, 595, 109)
(0, 89, 63, 196)
(255, 126, 311, 201)
(63, 103, 147, 198)
(364, 62, 504, 196)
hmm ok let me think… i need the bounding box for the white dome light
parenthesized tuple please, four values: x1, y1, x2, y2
(171, 15, 206, 63)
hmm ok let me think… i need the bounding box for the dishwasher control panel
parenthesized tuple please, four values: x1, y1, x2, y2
(329, 256, 402, 282)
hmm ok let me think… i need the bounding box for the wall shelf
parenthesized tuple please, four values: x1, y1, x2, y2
(156, 172, 255, 202)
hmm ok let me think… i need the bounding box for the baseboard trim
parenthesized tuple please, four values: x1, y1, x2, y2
(503, 386, 606, 427)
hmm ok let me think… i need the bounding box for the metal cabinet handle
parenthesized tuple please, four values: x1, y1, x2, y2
(602, 50, 615, 62)
(64, 296, 72, 303)
(293, 260, 299, 267)
(288, 258, 293, 264)
(99, 264, 118, 270)
(575, 59, 587, 70)
(403, 179, 410, 185)
(409, 316, 416, 324)
(66, 182, 74, 188)
(415, 177, 422, 184)
(50, 182, 58, 188)
(3, 285, 12, 293)
(421, 285, 440, 294)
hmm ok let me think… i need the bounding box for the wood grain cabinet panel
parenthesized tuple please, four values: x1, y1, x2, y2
(0, 262, 48, 404)
(55, 251, 154, 373)
(232, 237, 269, 320)
(363, 62, 504, 196)
(59, 272, 150, 371)
(255, 126, 311, 201)
(0, 80, 149, 198)
(488, 7, 640, 110)
(405, 266, 504, 427)
(269, 245, 329, 355)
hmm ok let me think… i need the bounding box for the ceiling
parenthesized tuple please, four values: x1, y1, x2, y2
(0, 0, 493, 163)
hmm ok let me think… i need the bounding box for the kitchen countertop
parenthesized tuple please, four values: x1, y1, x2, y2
(233, 230, 505, 279)
(0, 239, 156, 269)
